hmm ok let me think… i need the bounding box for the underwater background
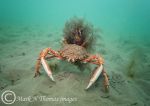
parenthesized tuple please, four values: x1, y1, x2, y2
(0, 0, 150, 106)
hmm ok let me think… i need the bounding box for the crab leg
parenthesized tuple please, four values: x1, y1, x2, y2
(41, 57, 55, 81)
(102, 68, 109, 91)
(82, 55, 109, 91)
(85, 64, 103, 89)
(34, 48, 61, 81)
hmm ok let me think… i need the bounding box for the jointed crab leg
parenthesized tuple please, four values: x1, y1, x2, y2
(85, 64, 103, 89)
(34, 48, 61, 81)
(82, 55, 109, 90)
(102, 68, 109, 91)
(41, 57, 55, 81)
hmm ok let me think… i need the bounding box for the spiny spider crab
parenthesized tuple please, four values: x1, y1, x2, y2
(34, 18, 109, 91)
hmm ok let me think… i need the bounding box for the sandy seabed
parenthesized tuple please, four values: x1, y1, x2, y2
(0, 25, 150, 106)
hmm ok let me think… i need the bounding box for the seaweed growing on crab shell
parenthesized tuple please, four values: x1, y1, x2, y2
(62, 17, 99, 52)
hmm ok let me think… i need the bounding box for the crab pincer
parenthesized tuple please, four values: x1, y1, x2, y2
(41, 57, 55, 81)
(85, 64, 103, 90)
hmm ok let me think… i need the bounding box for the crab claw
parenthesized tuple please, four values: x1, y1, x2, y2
(41, 57, 55, 82)
(85, 64, 103, 90)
